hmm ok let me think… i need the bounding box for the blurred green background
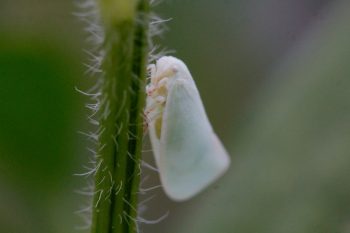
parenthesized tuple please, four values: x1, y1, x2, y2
(1, 0, 349, 233)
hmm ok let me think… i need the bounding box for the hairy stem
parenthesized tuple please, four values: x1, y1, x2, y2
(89, 1, 149, 233)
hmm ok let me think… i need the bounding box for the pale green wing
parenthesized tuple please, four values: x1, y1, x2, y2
(159, 78, 230, 201)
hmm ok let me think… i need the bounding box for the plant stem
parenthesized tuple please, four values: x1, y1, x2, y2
(89, 1, 149, 233)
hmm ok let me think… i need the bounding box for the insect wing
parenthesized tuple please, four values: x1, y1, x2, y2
(159, 78, 230, 201)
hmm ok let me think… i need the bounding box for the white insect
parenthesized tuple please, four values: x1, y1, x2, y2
(145, 56, 230, 201)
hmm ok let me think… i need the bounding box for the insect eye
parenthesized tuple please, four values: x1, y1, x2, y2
(171, 65, 178, 73)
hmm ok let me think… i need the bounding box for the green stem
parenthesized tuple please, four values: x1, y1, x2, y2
(89, 1, 149, 233)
